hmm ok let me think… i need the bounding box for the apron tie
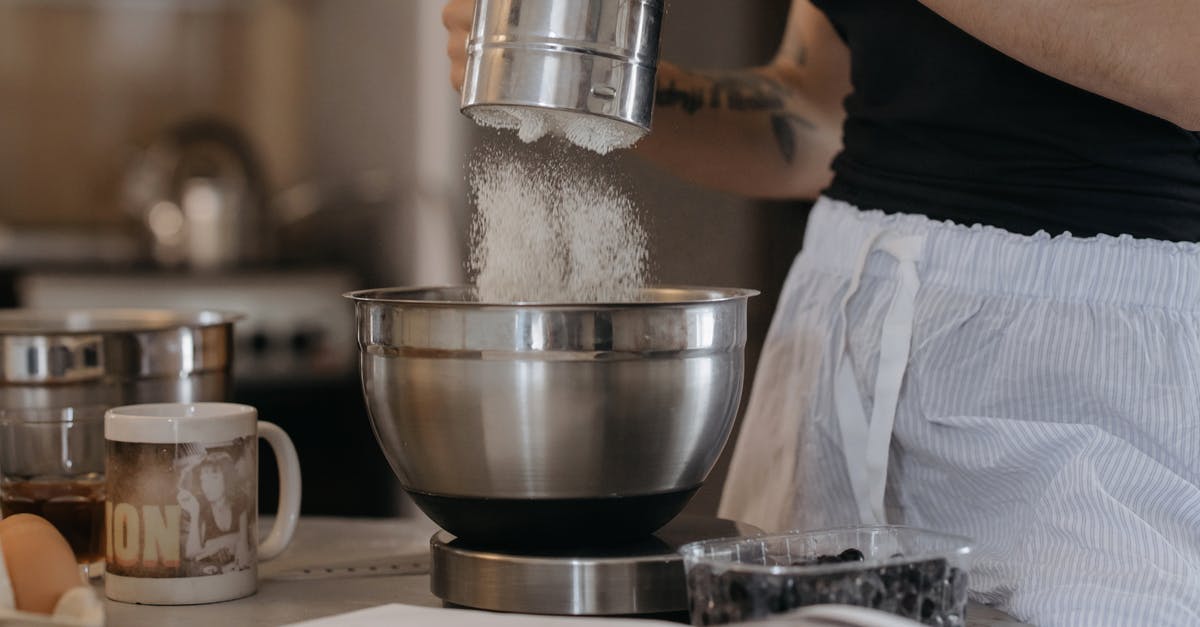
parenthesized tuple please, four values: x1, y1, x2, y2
(833, 232, 925, 525)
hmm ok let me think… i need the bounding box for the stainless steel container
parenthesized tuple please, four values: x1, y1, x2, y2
(348, 286, 755, 544)
(0, 309, 240, 412)
(461, 0, 664, 133)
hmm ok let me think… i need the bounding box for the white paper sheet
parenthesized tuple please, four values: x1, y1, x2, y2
(282, 604, 676, 627)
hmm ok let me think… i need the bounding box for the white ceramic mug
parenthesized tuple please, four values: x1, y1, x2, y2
(103, 403, 301, 605)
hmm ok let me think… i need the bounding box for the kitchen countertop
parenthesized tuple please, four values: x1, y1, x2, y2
(102, 516, 443, 627)
(101, 516, 1027, 627)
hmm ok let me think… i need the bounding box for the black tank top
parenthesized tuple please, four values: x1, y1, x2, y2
(810, 0, 1200, 241)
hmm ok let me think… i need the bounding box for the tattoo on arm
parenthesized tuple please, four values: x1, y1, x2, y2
(656, 73, 792, 114)
(655, 71, 816, 164)
(656, 80, 706, 114)
(770, 113, 815, 164)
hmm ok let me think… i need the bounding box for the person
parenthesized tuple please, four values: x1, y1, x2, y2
(177, 451, 251, 575)
(443, 1, 1200, 624)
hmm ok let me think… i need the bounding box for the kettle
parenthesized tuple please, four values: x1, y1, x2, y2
(122, 118, 272, 271)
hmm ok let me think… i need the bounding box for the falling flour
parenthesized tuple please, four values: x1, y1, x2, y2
(468, 106, 645, 155)
(467, 146, 649, 303)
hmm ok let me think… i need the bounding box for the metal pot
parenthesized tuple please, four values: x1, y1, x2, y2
(0, 309, 240, 412)
(348, 286, 755, 544)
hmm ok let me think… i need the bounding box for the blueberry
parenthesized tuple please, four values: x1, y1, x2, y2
(767, 577, 798, 613)
(920, 558, 949, 581)
(859, 571, 887, 607)
(921, 596, 937, 619)
(777, 576, 796, 610)
(949, 567, 969, 605)
(898, 590, 919, 618)
(838, 548, 865, 562)
(723, 573, 750, 604)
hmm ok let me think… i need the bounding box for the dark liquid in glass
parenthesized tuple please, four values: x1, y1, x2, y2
(1, 475, 105, 564)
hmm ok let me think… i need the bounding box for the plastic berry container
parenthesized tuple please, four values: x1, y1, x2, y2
(679, 525, 973, 626)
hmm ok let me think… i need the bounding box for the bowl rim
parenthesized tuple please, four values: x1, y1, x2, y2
(677, 524, 974, 576)
(344, 285, 760, 308)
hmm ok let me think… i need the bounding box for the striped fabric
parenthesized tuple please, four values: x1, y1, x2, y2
(719, 197, 1200, 626)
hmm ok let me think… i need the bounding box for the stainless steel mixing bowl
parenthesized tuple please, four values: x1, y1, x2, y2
(347, 286, 756, 544)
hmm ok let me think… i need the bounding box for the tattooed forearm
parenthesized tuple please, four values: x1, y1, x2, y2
(655, 71, 816, 164)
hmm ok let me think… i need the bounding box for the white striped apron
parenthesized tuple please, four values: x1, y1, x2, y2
(719, 196, 1200, 626)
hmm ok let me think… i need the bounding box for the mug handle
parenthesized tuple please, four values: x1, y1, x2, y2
(256, 421, 301, 561)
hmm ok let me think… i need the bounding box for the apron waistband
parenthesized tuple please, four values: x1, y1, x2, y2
(806, 197, 1200, 311)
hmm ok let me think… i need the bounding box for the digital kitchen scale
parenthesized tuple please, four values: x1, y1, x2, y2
(429, 515, 761, 618)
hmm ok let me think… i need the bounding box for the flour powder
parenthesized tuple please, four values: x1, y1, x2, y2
(467, 145, 649, 303)
(468, 106, 645, 155)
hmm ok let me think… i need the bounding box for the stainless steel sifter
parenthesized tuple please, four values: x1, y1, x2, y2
(460, 0, 665, 134)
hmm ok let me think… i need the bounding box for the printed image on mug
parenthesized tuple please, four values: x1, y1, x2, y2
(106, 437, 256, 579)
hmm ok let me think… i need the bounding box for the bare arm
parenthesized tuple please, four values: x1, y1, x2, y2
(919, 0, 1200, 130)
(636, 0, 853, 199)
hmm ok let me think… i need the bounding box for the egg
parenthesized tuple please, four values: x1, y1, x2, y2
(0, 513, 82, 614)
